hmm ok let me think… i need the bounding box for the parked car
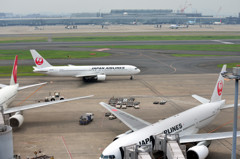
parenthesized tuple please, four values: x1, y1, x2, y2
(109, 114, 117, 120)
(134, 105, 140, 109)
(121, 105, 127, 109)
(159, 100, 167, 105)
(105, 112, 111, 117)
(153, 101, 159, 104)
(116, 104, 122, 109)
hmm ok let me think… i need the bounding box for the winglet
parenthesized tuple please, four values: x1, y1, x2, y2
(10, 55, 18, 85)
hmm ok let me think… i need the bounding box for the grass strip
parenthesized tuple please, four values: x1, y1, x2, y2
(0, 50, 110, 60)
(74, 44, 240, 52)
(0, 65, 43, 76)
(53, 35, 240, 42)
(0, 37, 48, 43)
(218, 63, 240, 68)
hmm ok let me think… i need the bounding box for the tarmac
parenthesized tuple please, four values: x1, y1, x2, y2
(0, 24, 240, 158)
(1, 24, 240, 35)
(2, 74, 239, 159)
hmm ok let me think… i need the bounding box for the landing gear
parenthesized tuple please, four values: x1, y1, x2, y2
(130, 75, 134, 80)
(83, 77, 92, 82)
(83, 77, 97, 82)
(83, 77, 88, 82)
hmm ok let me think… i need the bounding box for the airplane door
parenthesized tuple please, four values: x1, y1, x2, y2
(119, 147, 124, 159)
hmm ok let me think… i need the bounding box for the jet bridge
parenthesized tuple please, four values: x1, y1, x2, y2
(0, 107, 4, 125)
(122, 144, 153, 159)
(152, 133, 186, 159)
(0, 106, 14, 159)
(122, 133, 186, 159)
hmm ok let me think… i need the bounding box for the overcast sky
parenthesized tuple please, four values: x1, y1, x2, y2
(0, 0, 239, 17)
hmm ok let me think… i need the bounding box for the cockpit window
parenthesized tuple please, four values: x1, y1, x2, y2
(100, 154, 115, 159)
(135, 67, 138, 70)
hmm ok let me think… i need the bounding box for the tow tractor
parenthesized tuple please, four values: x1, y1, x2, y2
(45, 92, 64, 102)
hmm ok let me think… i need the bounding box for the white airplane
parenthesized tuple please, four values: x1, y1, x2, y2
(0, 55, 93, 128)
(213, 19, 222, 25)
(187, 18, 197, 25)
(99, 65, 240, 159)
(169, 24, 188, 29)
(30, 49, 141, 82)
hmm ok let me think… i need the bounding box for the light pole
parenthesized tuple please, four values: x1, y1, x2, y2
(222, 67, 240, 159)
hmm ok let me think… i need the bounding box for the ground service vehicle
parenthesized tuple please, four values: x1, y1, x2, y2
(79, 113, 94, 125)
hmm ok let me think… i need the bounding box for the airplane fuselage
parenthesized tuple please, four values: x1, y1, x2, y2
(188, 21, 196, 25)
(33, 65, 140, 77)
(0, 84, 18, 110)
(213, 22, 221, 25)
(100, 100, 225, 159)
(169, 24, 188, 29)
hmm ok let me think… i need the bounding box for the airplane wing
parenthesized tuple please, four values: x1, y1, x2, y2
(75, 74, 98, 78)
(100, 102, 151, 131)
(180, 131, 240, 144)
(192, 94, 210, 104)
(18, 82, 47, 90)
(4, 95, 94, 114)
(0, 84, 8, 88)
(221, 103, 240, 110)
(0, 82, 47, 90)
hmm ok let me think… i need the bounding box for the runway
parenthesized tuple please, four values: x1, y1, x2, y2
(0, 40, 240, 75)
(0, 39, 240, 47)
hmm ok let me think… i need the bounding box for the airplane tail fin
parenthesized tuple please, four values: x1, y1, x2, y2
(210, 65, 226, 103)
(10, 55, 18, 85)
(30, 49, 52, 69)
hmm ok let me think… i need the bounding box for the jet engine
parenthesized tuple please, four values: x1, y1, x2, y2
(113, 130, 133, 141)
(9, 112, 24, 128)
(96, 75, 106, 81)
(187, 145, 209, 159)
(83, 75, 106, 82)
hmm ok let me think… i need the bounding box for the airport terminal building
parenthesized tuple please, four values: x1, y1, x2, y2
(0, 9, 240, 26)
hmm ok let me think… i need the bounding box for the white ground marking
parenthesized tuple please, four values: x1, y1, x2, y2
(212, 40, 234, 44)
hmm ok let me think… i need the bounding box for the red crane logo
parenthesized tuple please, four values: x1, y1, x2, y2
(35, 57, 44, 65)
(217, 80, 223, 96)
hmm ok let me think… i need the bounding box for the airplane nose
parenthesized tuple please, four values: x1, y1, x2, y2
(137, 69, 141, 73)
